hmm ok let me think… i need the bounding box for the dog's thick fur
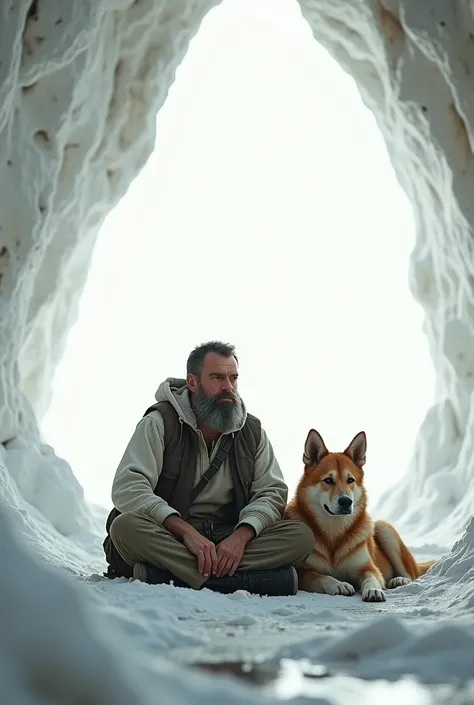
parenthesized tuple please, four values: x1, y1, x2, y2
(284, 429, 436, 602)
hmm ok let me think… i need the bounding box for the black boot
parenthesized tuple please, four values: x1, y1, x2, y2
(132, 562, 189, 588)
(204, 567, 298, 596)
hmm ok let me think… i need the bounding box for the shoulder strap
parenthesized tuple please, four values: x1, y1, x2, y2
(142, 401, 180, 450)
(143, 401, 169, 418)
(190, 434, 234, 504)
(239, 414, 261, 456)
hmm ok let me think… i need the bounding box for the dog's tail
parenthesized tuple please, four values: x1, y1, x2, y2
(416, 559, 437, 576)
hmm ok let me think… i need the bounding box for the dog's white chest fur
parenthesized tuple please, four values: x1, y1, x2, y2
(306, 549, 361, 583)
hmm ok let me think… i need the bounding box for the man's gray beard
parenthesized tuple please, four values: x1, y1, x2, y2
(193, 386, 245, 432)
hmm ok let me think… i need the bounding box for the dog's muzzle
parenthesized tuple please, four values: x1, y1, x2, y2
(324, 495, 353, 516)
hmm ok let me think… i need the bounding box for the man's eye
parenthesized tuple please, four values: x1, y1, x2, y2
(323, 477, 333, 485)
(347, 477, 355, 484)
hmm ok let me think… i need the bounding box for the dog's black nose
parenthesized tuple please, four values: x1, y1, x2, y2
(338, 496, 353, 510)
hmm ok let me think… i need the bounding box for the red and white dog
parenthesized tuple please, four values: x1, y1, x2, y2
(285, 429, 435, 602)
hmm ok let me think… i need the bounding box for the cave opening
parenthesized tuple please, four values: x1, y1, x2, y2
(41, 0, 434, 519)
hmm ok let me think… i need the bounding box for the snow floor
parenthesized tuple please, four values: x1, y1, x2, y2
(2, 489, 474, 704)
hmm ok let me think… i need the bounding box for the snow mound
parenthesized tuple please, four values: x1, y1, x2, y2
(0, 505, 146, 705)
(351, 619, 474, 684)
(270, 613, 474, 686)
(430, 517, 474, 583)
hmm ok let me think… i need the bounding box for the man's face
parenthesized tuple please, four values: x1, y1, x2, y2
(188, 352, 244, 432)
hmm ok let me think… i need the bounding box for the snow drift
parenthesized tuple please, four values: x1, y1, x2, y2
(2, 0, 474, 702)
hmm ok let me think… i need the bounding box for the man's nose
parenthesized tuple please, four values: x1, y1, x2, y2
(221, 378, 234, 392)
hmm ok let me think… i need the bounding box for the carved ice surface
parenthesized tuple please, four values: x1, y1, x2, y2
(2, 1, 474, 703)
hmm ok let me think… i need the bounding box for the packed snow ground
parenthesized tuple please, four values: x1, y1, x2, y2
(2, 447, 474, 705)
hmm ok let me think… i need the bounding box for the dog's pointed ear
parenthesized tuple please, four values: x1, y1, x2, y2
(344, 431, 367, 468)
(303, 429, 328, 467)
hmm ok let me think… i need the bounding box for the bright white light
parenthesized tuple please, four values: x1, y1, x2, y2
(41, 0, 434, 512)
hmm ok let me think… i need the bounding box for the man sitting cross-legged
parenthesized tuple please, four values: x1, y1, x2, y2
(103, 341, 313, 595)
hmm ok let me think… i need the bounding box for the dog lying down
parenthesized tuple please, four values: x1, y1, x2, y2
(284, 429, 436, 602)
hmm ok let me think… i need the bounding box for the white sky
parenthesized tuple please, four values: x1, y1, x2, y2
(42, 0, 435, 513)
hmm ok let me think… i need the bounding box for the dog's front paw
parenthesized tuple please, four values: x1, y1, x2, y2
(362, 587, 386, 602)
(387, 577, 411, 589)
(335, 581, 356, 597)
(324, 579, 355, 597)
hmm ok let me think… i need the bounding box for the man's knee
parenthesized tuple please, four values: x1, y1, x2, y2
(281, 520, 315, 555)
(109, 511, 155, 546)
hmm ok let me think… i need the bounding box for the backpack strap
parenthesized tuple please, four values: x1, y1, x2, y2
(190, 434, 235, 504)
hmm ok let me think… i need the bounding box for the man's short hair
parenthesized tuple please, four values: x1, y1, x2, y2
(186, 341, 238, 376)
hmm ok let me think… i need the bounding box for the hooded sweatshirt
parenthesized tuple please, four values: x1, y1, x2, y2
(111, 378, 288, 536)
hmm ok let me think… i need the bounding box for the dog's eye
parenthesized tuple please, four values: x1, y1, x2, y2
(323, 477, 333, 485)
(347, 477, 355, 484)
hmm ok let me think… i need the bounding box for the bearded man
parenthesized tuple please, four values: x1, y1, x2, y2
(103, 341, 313, 595)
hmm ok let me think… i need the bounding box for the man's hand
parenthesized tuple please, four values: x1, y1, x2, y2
(215, 524, 255, 578)
(183, 530, 218, 578)
(163, 514, 217, 578)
